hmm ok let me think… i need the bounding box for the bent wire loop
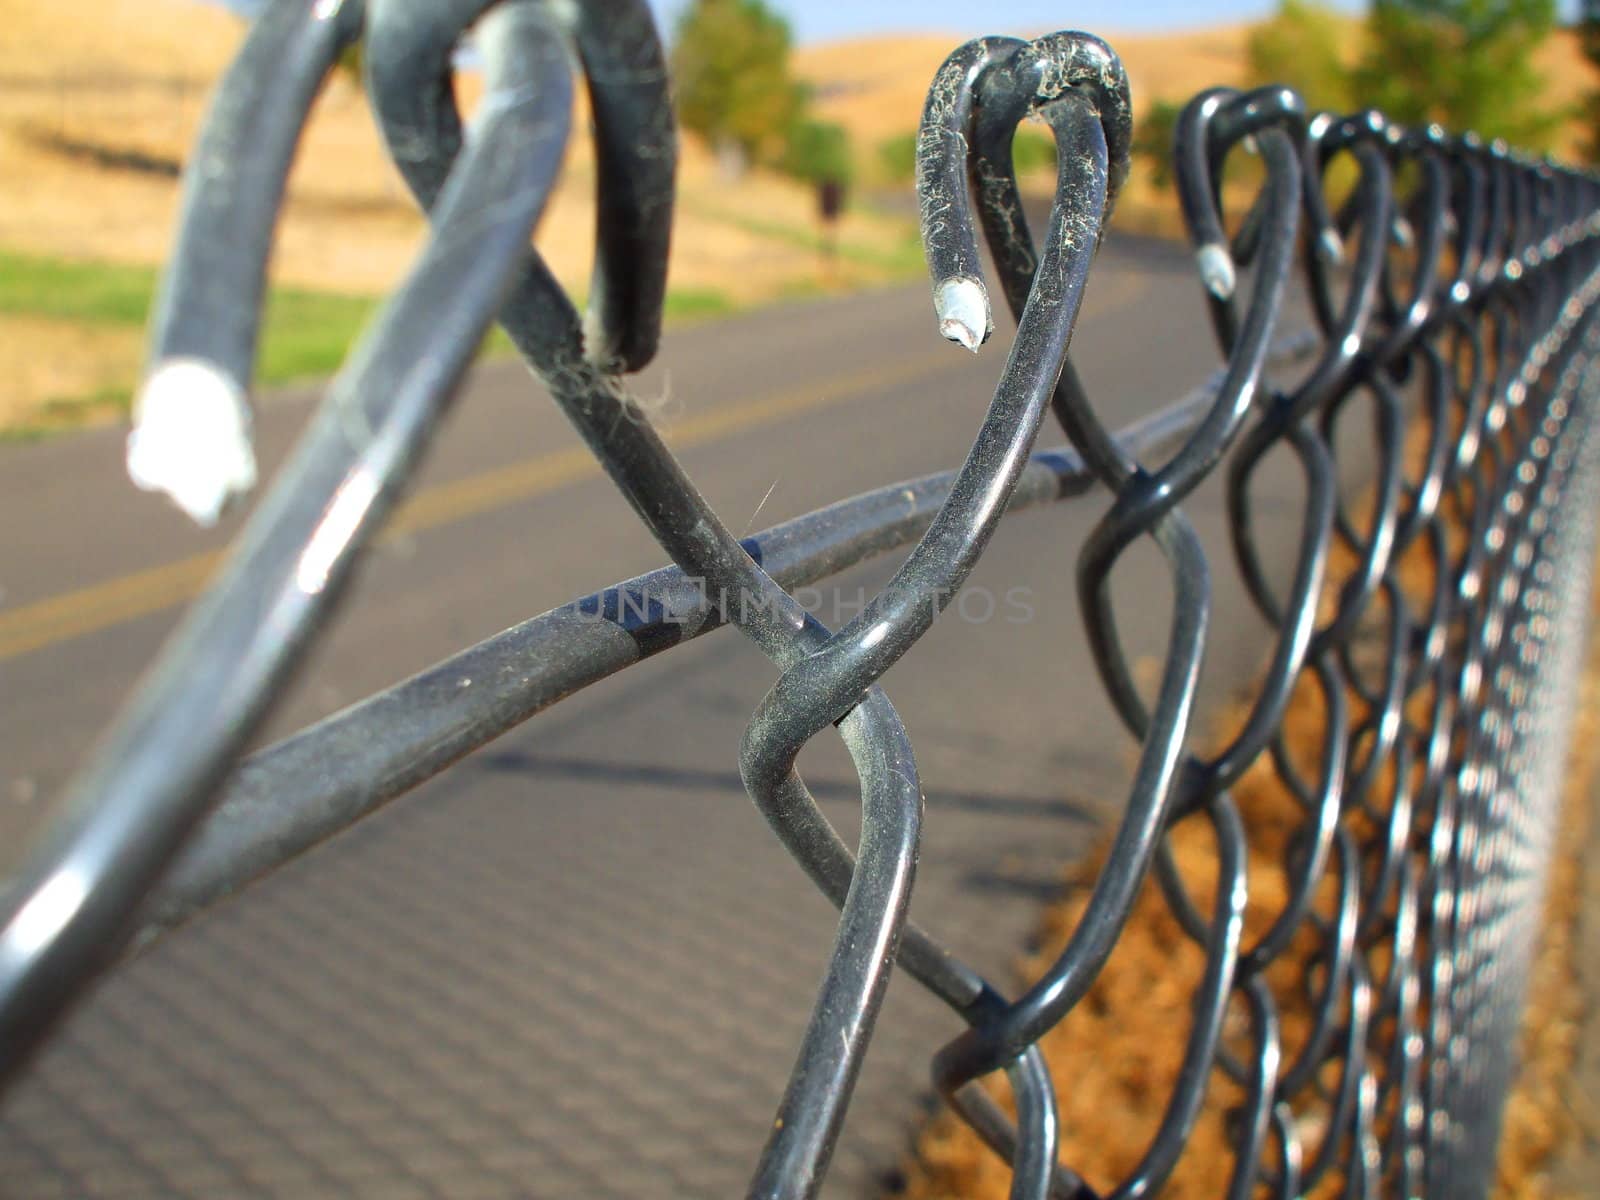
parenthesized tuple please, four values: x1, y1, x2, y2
(4, 6, 1600, 1200)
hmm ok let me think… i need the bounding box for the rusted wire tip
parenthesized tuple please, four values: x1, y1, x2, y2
(126, 359, 257, 527)
(935, 277, 990, 352)
(1196, 243, 1237, 301)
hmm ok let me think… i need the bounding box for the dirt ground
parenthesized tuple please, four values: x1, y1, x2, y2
(1549, 736, 1600, 1192)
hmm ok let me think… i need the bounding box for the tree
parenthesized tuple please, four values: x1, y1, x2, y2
(782, 119, 852, 185)
(1131, 100, 1182, 191)
(1352, 0, 1560, 148)
(1580, 0, 1600, 161)
(1246, 0, 1355, 113)
(671, 0, 806, 171)
(877, 132, 918, 184)
(1010, 127, 1058, 175)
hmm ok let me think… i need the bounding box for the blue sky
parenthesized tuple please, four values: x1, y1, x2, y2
(213, 1, 1585, 45)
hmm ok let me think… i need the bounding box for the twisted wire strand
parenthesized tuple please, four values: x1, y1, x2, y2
(2, 13, 1599, 1200)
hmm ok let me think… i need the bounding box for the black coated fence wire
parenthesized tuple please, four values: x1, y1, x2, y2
(5, 4, 1600, 1198)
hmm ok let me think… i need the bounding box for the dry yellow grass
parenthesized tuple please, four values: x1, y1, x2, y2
(0, 0, 242, 77)
(0, 315, 142, 429)
(11, 4, 1599, 280)
(0, 0, 920, 429)
(794, 24, 1255, 151)
(10, 5, 1595, 297)
(0, 0, 913, 298)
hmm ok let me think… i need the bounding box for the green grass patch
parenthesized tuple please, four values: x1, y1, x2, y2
(0, 249, 380, 389)
(0, 249, 739, 440)
(258, 288, 381, 386)
(0, 251, 158, 325)
(662, 286, 736, 321)
(1, 250, 732, 366)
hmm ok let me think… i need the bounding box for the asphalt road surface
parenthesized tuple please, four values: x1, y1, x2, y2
(0, 237, 1315, 1198)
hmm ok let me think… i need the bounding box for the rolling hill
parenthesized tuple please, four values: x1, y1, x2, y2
(795, 20, 1596, 164)
(3, 1, 1595, 430)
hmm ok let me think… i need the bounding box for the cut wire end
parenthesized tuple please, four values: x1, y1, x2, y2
(126, 359, 258, 527)
(1318, 227, 1345, 267)
(1196, 243, 1237, 301)
(935, 277, 990, 352)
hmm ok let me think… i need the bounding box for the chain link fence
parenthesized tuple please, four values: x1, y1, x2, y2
(4, 3, 1599, 1197)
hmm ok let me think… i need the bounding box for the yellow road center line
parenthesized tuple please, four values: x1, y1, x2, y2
(0, 274, 1146, 663)
(0, 356, 948, 662)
